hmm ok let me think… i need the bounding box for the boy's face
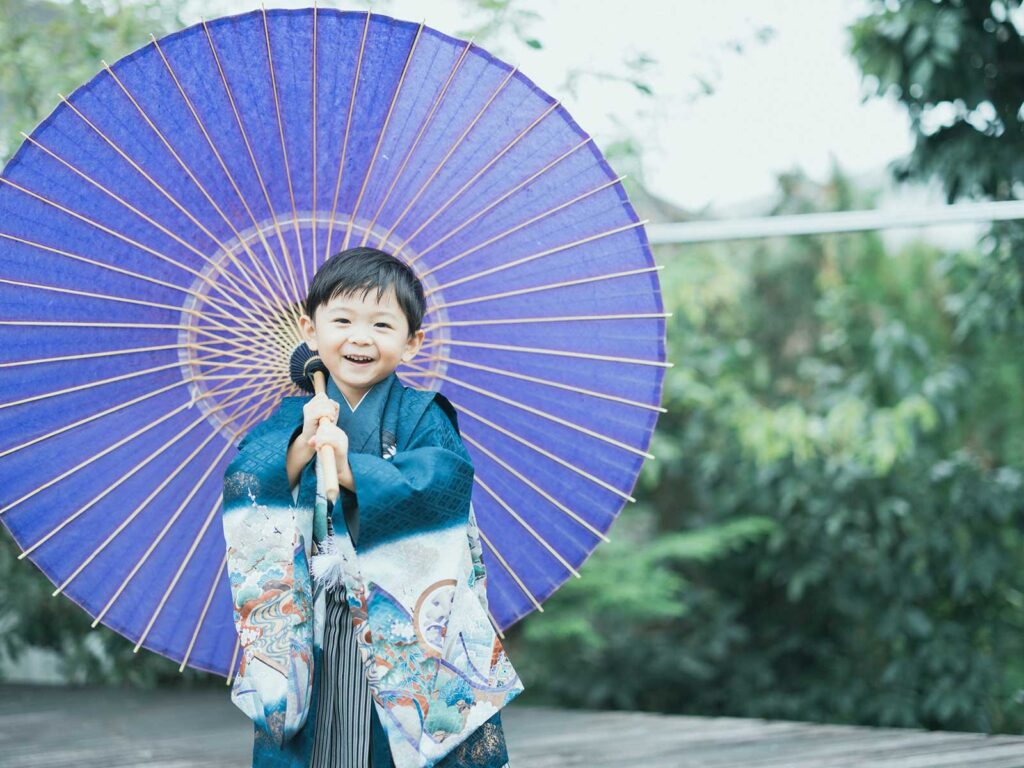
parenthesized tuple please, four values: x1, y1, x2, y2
(299, 286, 425, 408)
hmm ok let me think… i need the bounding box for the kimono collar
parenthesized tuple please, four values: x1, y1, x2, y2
(325, 370, 399, 455)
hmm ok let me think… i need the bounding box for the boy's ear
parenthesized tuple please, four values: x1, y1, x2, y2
(298, 314, 317, 351)
(401, 328, 426, 362)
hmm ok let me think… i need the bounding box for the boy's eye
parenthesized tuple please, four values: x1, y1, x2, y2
(333, 318, 391, 328)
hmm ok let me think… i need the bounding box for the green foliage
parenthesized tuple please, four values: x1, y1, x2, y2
(0, 0, 188, 163)
(511, 511, 776, 710)
(0, 529, 217, 686)
(850, 0, 1024, 339)
(510, 163, 1024, 732)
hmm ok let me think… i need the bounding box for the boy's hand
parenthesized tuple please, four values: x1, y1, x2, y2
(308, 421, 355, 491)
(301, 392, 340, 441)
(286, 395, 348, 492)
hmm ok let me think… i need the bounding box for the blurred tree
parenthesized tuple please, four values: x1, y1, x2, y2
(513, 1, 1024, 731)
(510, 161, 1024, 732)
(851, 0, 1024, 340)
(0, 0, 190, 163)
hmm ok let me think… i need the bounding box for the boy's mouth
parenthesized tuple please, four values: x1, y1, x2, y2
(344, 354, 374, 366)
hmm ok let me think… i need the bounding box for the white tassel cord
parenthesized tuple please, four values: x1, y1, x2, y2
(310, 533, 348, 593)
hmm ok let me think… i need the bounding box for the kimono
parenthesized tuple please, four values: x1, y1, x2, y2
(222, 369, 523, 768)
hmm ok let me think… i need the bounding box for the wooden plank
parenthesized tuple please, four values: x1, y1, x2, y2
(3, 684, 1024, 767)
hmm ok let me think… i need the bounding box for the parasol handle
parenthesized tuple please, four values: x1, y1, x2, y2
(310, 369, 340, 504)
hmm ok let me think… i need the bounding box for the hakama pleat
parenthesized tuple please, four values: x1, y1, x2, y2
(310, 584, 374, 768)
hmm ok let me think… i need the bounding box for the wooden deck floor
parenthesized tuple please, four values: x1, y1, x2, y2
(2, 683, 1024, 767)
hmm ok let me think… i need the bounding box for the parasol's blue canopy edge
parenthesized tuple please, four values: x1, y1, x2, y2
(0, 8, 665, 677)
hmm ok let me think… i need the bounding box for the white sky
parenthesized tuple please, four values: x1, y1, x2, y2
(200, 0, 915, 214)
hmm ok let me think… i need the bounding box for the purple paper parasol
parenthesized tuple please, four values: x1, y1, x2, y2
(0, 8, 667, 678)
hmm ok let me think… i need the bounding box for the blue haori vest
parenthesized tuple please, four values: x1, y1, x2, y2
(222, 371, 523, 768)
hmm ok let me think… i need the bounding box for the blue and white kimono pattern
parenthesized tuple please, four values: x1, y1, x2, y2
(222, 370, 523, 767)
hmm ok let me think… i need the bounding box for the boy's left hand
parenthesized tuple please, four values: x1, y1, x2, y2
(308, 422, 355, 490)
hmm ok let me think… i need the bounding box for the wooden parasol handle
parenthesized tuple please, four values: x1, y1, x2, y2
(310, 369, 340, 504)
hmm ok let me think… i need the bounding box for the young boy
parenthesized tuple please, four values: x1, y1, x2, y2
(223, 247, 522, 768)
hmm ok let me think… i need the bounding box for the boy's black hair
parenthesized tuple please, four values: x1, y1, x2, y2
(304, 247, 426, 336)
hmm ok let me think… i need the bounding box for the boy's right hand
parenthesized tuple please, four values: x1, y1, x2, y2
(300, 393, 341, 442)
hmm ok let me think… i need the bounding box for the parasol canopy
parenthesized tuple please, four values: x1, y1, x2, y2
(0, 7, 667, 678)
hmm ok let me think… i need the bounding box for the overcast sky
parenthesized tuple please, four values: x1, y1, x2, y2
(202, 0, 915, 214)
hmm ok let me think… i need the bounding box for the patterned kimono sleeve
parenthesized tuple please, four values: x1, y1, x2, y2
(221, 396, 314, 748)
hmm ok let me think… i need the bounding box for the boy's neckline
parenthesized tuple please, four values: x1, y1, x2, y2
(344, 389, 371, 413)
(326, 370, 398, 414)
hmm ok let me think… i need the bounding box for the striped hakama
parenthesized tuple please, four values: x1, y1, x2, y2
(310, 583, 374, 768)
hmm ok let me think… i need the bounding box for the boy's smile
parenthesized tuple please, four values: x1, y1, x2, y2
(299, 286, 425, 409)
